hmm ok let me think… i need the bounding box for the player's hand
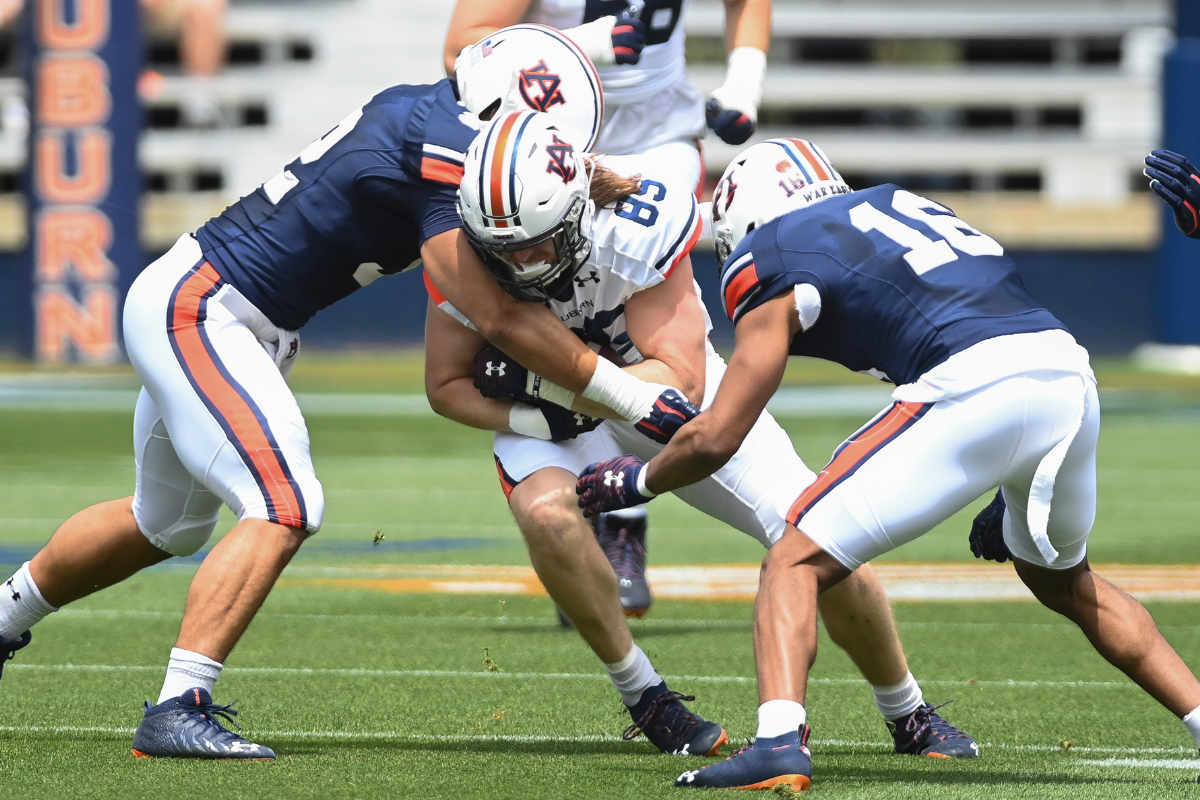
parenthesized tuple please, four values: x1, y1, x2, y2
(576, 454, 654, 517)
(706, 96, 755, 146)
(473, 347, 532, 402)
(1144, 149, 1200, 239)
(540, 404, 603, 442)
(969, 489, 1011, 563)
(634, 388, 699, 443)
(612, 7, 647, 66)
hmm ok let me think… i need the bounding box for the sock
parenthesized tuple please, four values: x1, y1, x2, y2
(0, 562, 58, 640)
(605, 644, 661, 707)
(873, 672, 925, 721)
(157, 647, 224, 704)
(756, 699, 806, 739)
(1183, 705, 1200, 749)
(604, 507, 647, 522)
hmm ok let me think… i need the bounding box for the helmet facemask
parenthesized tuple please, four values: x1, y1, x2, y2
(462, 193, 596, 303)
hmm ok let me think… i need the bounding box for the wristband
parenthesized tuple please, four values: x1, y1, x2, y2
(711, 46, 766, 120)
(635, 464, 658, 498)
(563, 16, 617, 66)
(581, 358, 663, 422)
(509, 403, 553, 440)
(524, 372, 576, 409)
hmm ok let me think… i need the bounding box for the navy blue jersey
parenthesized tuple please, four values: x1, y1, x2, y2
(195, 79, 476, 330)
(719, 184, 1066, 386)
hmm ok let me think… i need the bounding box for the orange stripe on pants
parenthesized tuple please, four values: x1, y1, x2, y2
(786, 401, 929, 527)
(171, 264, 305, 527)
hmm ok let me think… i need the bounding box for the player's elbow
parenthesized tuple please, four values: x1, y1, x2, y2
(681, 423, 740, 474)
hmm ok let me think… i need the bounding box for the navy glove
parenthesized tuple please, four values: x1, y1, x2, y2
(634, 388, 699, 444)
(705, 97, 755, 146)
(1144, 149, 1200, 239)
(576, 454, 654, 517)
(612, 7, 647, 66)
(969, 489, 1011, 563)
(541, 404, 603, 443)
(473, 347, 533, 402)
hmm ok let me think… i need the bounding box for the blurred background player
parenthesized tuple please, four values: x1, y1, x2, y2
(444, 0, 770, 618)
(578, 137, 1200, 790)
(141, 0, 229, 126)
(1145, 149, 1200, 240)
(0, 27, 692, 760)
(429, 110, 976, 760)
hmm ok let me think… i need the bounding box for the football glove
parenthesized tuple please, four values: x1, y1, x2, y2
(576, 454, 655, 517)
(541, 404, 603, 443)
(634, 388, 699, 443)
(612, 7, 648, 65)
(1144, 149, 1200, 239)
(473, 347, 533, 402)
(969, 489, 1012, 563)
(706, 46, 766, 145)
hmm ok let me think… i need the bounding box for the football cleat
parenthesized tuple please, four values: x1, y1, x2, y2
(676, 726, 812, 790)
(595, 512, 652, 617)
(624, 681, 728, 756)
(131, 687, 276, 760)
(0, 629, 31, 685)
(888, 701, 979, 758)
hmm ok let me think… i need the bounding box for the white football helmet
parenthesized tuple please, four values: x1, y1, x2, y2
(712, 138, 852, 265)
(455, 24, 604, 151)
(458, 110, 595, 302)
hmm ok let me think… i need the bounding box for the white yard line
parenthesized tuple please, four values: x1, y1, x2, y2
(6, 662, 1139, 689)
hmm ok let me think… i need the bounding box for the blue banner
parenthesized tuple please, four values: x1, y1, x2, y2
(24, 0, 140, 362)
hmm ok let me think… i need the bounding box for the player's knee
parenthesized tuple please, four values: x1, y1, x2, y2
(1016, 559, 1091, 615)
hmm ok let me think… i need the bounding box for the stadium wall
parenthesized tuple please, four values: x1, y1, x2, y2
(0, 248, 1153, 357)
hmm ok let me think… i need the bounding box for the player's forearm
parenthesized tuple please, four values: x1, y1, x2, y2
(562, 358, 694, 419)
(644, 414, 744, 493)
(427, 376, 515, 433)
(723, 0, 770, 52)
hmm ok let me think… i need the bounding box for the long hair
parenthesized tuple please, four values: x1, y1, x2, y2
(585, 157, 642, 208)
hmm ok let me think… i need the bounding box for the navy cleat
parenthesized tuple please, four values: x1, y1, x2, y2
(676, 726, 812, 790)
(0, 629, 31, 684)
(131, 687, 276, 760)
(888, 701, 978, 758)
(624, 681, 728, 756)
(596, 512, 652, 617)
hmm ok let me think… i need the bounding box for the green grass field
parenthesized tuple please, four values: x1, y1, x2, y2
(2, 354, 1200, 798)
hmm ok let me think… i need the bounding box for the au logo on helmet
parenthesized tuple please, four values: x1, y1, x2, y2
(519, 61, 566, 112)
(545, 135, 577, 183)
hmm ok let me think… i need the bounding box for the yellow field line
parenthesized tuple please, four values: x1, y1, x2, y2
(278, 563, 1200, 602)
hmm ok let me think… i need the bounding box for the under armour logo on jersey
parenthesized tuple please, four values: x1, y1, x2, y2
(574, 270, 599, 287)
(545, 135, 576, 183)
(5, 578, 18, 602)
(518, 61, 566, 113)
(603, 469, 625, 487)
(485, 360, 507, 377)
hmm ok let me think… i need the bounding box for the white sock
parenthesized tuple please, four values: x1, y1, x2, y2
(873, 672, 925, 721)
(157, 647, 224, 704)
(756, 699, 806, 739)
(0, 562, 58, 640)
(1183, 705, 1200, 749)
(605, 644, 661, 707)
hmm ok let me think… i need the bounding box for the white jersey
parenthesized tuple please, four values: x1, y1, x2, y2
(523, 0, 705, 154)
(434, 159, 706, 363)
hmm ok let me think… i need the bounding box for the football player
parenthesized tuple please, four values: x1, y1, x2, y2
(0, 28, 682, 760)
(577, 138, 1200, 790)
(426, 111, 977, 759)
(447, 0, 770, 616)
(1145, 149, 1200, 239)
